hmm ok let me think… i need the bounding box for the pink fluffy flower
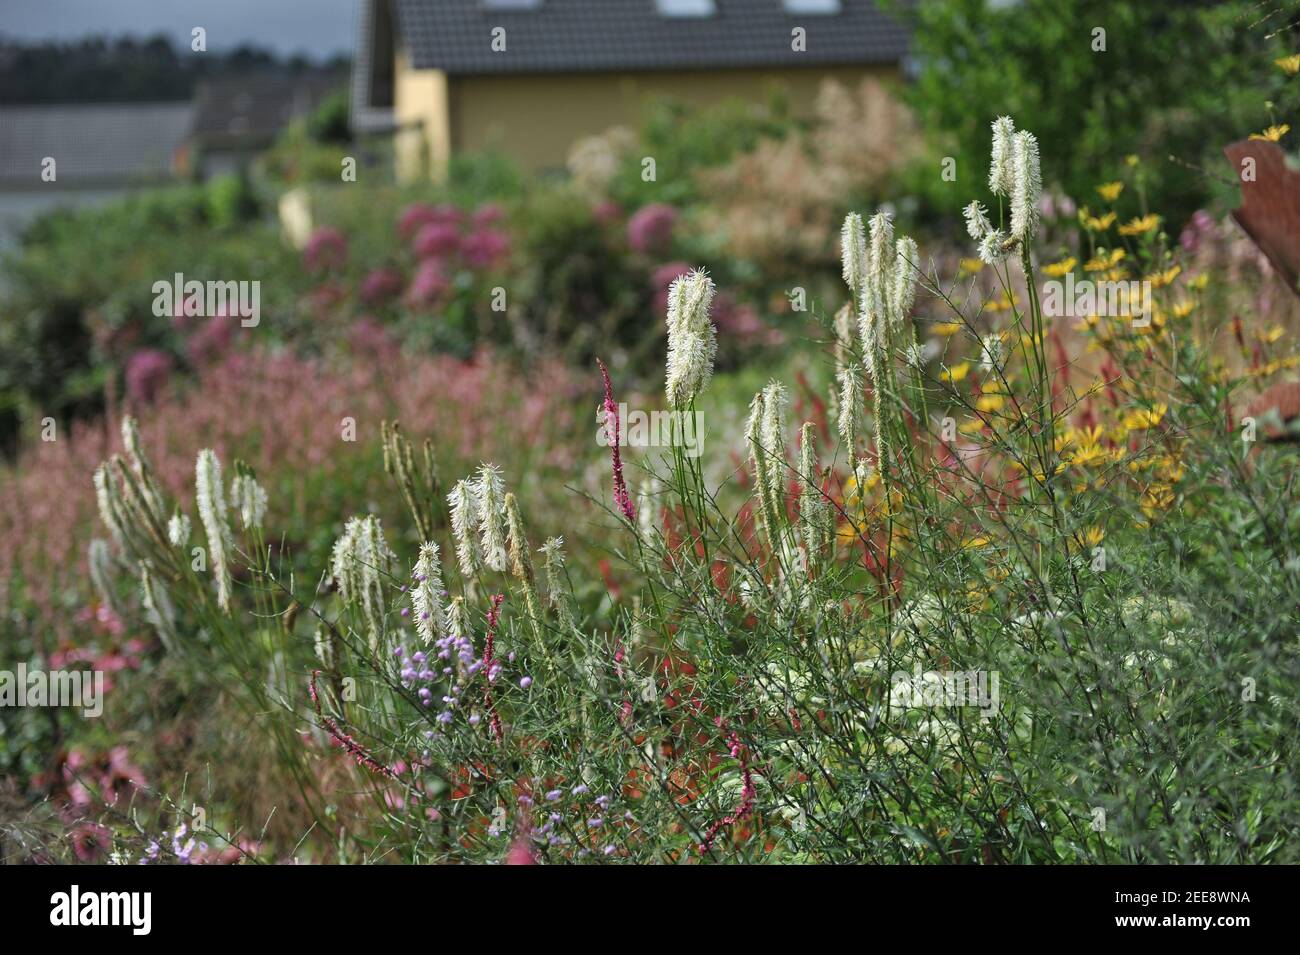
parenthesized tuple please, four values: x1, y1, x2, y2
(461, 228, 511, 269)
(359, 267, 405, 305)
(397, 202, 439, 239)
(303, 226, 348, 273)
(125, 349, 173, 404)
(472, 202, 507, 227)
(413, 222, 461, 259)
(627, 203, 678, 254)
(188, 314, 234, 366)
(407, 260, 450, 307)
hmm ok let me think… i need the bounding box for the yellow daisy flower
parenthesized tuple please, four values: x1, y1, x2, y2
(941, 361, 971, 383)
(1096, 182, 1124, 202)
(1042, 256, 1077, 277)
(1118, 214, 1161, 236)
(1249, 124, 1290, 142)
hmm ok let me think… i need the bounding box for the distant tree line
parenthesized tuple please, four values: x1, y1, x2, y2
(0, 34, 350, 104)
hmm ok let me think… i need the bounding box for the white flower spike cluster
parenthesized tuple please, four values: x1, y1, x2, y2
(330, 514, 397, 649)
(837, 208, 921, 475)
(967, 116, 1042, 264)
(664, 268, 718, 409)
(195, 449, 234, 612)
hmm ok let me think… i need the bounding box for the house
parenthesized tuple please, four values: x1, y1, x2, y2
(190, 72, 347, 178)
(0, 102, 193, 246)
(352, 0, 911, 180)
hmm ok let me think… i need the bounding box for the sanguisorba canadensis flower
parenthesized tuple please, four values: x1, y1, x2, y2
(331, 515, 397, 649)
(473, 463, 509, 573)
(195, 449, 234, 612)
(411, 541, 449, 646)
(841, 212, 867, 306)
(229, 473, 268, 531)
(988, 115, 1017, 197)
(664, 268, 718, 409)
(167, 511, 191, 549)
(963, 200, 992, 242)
(448, 478, 481, 578)
(1010, 129, 1042, 244)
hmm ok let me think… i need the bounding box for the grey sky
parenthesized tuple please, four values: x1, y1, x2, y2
(0, 0, 359, 58)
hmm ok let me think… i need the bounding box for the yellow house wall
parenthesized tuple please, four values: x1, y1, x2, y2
(393, 50, 451, 182)
(395, 63, 899, 178)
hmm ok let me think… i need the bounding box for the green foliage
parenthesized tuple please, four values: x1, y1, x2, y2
(902, 0, 1299, 225)
(608, 93, 799, 209)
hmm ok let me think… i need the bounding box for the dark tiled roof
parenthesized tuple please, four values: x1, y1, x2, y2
(389, 0, 910, 75)
(191, 73, 345, 147)
(0, 103, 193, 187)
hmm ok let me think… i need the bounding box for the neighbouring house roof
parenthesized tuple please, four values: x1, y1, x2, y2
(353, 0, 911, 121)
(191, 73, 345, 150)
(0, 102, 193, 189)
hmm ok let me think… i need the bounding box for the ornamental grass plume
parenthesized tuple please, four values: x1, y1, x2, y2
(195, 448, 234, 612)
(664, 268, 718, 409)
(411, 541, 449, 646)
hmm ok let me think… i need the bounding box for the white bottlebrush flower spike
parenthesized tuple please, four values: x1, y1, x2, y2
(760, 379, 788, 494)
(978, 229, 1011, 265)
(411, 541, 449, 646)
(988, 115, 1016, 196)
(891, 236, 919, 329)
(120, 416, 165, 523)
(195, 449, 233, 612)
(167, 512, 191, 548)
(979, 334, 1005, 373)
(229, 474, 268, 530)
(1010, 129, 1042, 243)
(837, 361, 862, 450)
(88, 538, 117, 612)
(473, 462, 509, 573)
(963, 200, 992, 241)
(840, 212, 866, 300)
(861, 211, 895, 344)
(140, 561, 177, 652)
(331, 514, 397, 649)
(93, 465, 126, 547)
(448, 479, 480, 577)
(664, 269, 718, 409)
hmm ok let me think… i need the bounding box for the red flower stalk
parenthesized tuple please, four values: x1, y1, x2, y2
(698, 719, 757, 854)
(482, 594, 506, 743)
(309, 670, 399, 779)
(597, 358, 636, 522)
